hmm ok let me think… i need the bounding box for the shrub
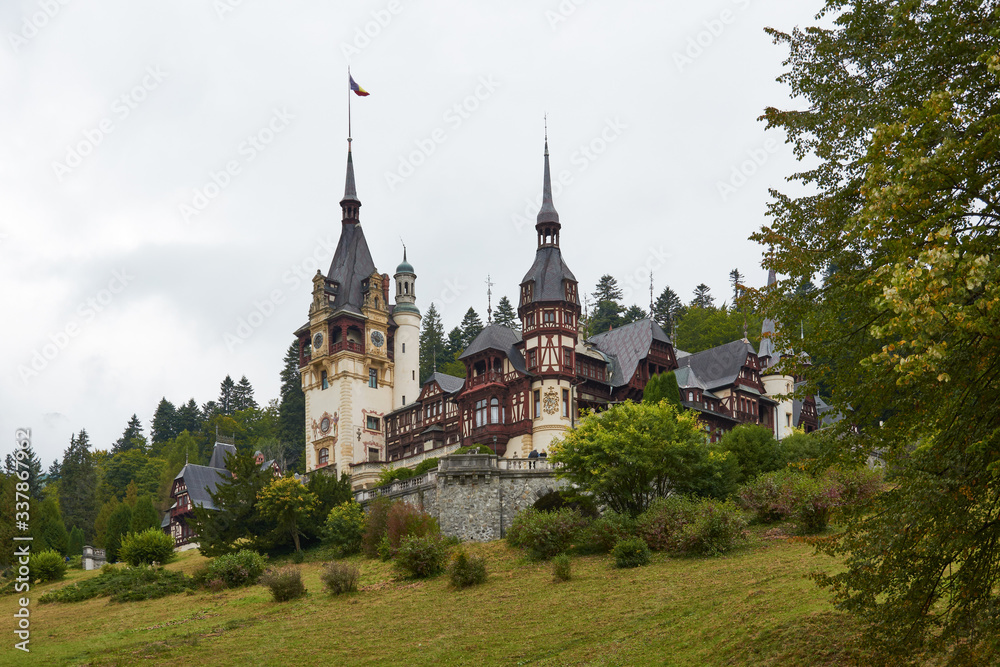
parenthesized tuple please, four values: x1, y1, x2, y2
(506, 508, 587, 561)
(677, 499, 748, 556)
(207, 578, 225, 593)
(737, 469, 804, 523)
(413, 458, 439, 475)
(118, 528, 176, 567)
(780, 431, 827, 465)
(320, 562, 360, 595)
(40, 566, 193, 604)
(552, 553, 572, 582)
(612, 537, 651, 568)
(395, 535, 448, 578)
(577, 510, 637, 554)
(533, 490, 599, 518)
(29, 550, 67, 582)
(385, 502, 439, 558)
(792, 476, 840, 533)
(203, 549, 266, 588)
(737, 467, 874, 533)
(447, 548, 487, 589)
(260, 566, 306, 602)
(638, 496, 698, 552)
(720, 424, 783, 484)
(377, 535, 393, 562)
(826, 465, 883, 506)
(362, 497, 393, 558)
(376, 466, 416, 487)
(68, 555, 83, 570)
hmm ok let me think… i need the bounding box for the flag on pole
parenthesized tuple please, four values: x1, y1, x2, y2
(349, 75, 369, 96)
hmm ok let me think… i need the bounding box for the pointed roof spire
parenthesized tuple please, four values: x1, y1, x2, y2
(537, 119, 560, 226)
(340, 141, 361, 225)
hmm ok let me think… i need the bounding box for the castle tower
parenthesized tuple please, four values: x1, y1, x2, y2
(297, 143, 398, 478)
(759, 269, 795, 439)
(392, 250, 421, 408)
(517, 134, 581, 454)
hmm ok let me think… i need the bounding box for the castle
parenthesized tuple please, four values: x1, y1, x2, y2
(297, 137, 823, 488)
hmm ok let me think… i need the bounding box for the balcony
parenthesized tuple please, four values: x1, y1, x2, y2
(171, 504, 191, 518)
(467, 370, 503, 388)
(331, 341, 364, 354)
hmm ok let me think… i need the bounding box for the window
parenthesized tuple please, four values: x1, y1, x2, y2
(534, 390, 541, 418)
(490, 397, 499, 424)
(321, 370, 328, 390)
(369, 368, 378, 388)
(475, 399, 487, 428)
(412, 370, 415, 380)
(544, 310, 555, 324)
(366, 415, 380, 430)
(402, 395, 405, 405)
(563, 347, 573, 370)
(368, 447, 379, 462)
(527, 349, 537, 369)
(525, 313, 535, 328)
(318, 448, 329, 466)
(402, 343, 406, 353)
(562, 389, 569, 418)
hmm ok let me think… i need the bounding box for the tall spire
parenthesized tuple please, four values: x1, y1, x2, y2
(535, 119, 561, 249)
(340, 142, 361, 225)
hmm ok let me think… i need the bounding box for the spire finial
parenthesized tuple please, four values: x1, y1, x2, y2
(537, 117, 559, 229)
(486, 274, 494, 323)
(340, 141, 361, 224)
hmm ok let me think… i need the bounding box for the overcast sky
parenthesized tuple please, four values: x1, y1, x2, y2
(2, 0, 823, 466)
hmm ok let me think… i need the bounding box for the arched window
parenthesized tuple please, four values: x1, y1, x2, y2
(321, 370, 328, 390)
(490, 397, 499, 424)
(318, 448, 329, 466)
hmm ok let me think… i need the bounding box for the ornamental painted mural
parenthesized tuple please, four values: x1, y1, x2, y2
(542, 387, 559, 415)
(311, 411, 338, 441)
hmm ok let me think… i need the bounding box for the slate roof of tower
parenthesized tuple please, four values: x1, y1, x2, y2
(520, 246, 577, 302)
(459, 324, 528, 375)
(326, 223, 377, 315)
(587, 318, 671, 387)
(208, 442, 237, 470)
(173, 464, 229, 511)
(674, 338, 757, 390)
(425, 372, 465, 395)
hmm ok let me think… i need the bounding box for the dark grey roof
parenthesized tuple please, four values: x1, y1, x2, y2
(520, 246, 577, 302)
(425, 372, 465, 394)
(587, 318, 670, 387)
(160, 508, 171, 528)
(175, 464, 230, 511)
(326, 223, 377, 314)
(460, 324, 522, 359)
(208, 442, 237, 470)
(675, 338, 757, 390)
(674, 365, 706, 391)
(342, 147, 358, 203)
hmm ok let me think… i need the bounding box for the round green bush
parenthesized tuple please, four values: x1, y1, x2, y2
(506, 507, 587, 561)
(447, 548, 487, 589)
(29, 550, 67, 582)
(612, 537, 651, 568)
(395, 535, 448, 578)
(552, 553, 572, 582)
(260, 566, 306, 602)
(204, 549, 266, 588)
(320, 562, 360, 595)
(118, 528, 176, 567)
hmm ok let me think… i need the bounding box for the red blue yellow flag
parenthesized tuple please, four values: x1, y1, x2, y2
(349, 75, 369, 96)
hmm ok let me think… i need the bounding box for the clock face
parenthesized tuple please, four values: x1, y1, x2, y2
(370, 330, 384, 347)
(313, 332, 324, 350)
(320, 417, 331, 434)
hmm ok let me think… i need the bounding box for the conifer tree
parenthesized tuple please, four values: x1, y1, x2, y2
(459, 307, 484, 349)
(652, 286, 683, 337)
(36, 496, 69, 555)
(175, 399, 203, 434)
(4, 442, 43, 501)
(150, 398, 179, 447)
(493, 296, 518, 329)
(729, 269, 746, 309)
(590, 275, 625, 334)
(130, 495, 160, 533)
(217, 375, 236, 415)
(277, 343, 305, 473)
(59, 430, 97, 539)
(67, 526, 85, 556)
(105, 504, 133, 562)
(113, 414, 146, 454)
(232, 375, 258, 411)
(621, 305, 647, 325)
(690, 284, 715, 309)
(418, 303, 447, 382)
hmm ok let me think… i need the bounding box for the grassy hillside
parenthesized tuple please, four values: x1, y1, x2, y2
(7, 533, 874, 666)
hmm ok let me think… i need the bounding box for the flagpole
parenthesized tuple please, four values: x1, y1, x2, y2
(347, 66, 352, 144)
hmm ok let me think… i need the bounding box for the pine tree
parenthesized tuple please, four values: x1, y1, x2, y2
(175, 399, 203, 434)
(277, 343, 305, 473)
(729, 269, 746, 309)
(652, 286, 683, 337)
(201, 400, 219, 421)
(459, 308, 484, 349)
(232, 375, 258, 411)
(590, 275, 625, 334)
(691, 284, 715, 309)
(93, 497, 119, 548)
(150, 398, 179, 447)
(593, 275, 624, 303)
(113, 414, 146, 454)
(130, 495, 160, 533)
(36, 497, 69, 555)
(4, 442, 43, 501)
(47, 458, 61, 486)
(105, 504, 133, 562)
(218, 375, 236, 415)
(446, 326, 464, 359)
(67, 526, 85, 556)
(419, 303, 447, 382)
(59, 430, 97, 539)
(493, 296, 518, 329)
(621, 305, 647, 325)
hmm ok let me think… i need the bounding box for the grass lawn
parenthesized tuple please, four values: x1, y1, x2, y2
(5, 532, 874, 666)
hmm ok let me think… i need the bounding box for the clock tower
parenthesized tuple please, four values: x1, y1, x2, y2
(296, 142, 417, 481)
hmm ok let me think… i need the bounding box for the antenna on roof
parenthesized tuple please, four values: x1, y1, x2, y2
(433, 344, 437, 373)
(649, 272, 655, 317)
(486, 274, 494, 323)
